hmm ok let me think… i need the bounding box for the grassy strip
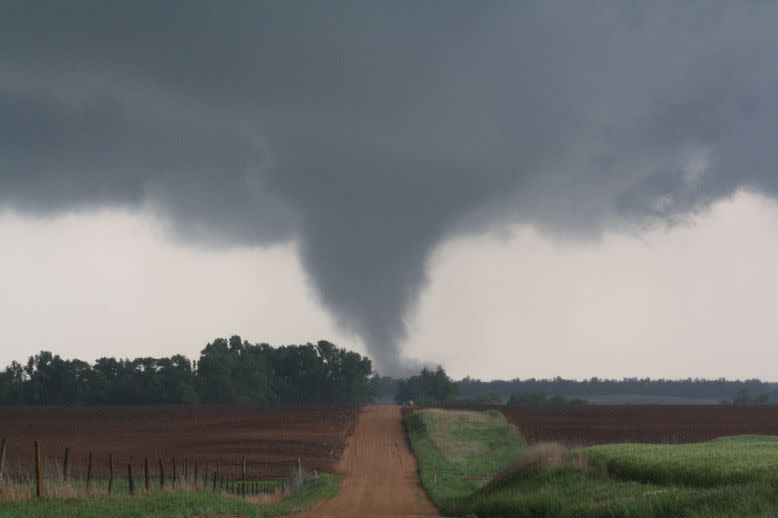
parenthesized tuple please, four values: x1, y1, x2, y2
(585, 435, 778, 487)
(404, 408, 525, 513)
(406, 408, 778, 517)
(0, 474, 340, 518)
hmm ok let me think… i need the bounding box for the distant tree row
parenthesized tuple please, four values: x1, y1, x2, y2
(731, 387, 774, 406)
(371, 373, 778, 405)
(506, 392, 588, 406)
(0, 337, 378, 406)
(456, 376, 778, 403)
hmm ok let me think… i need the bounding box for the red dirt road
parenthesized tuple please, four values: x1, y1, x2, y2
(292, 405, 440, 518)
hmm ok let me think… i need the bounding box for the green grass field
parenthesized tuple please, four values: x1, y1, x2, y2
(0, 474, 340, 518)
(586, 435, 778, 487)
(405, 408, 778, 518)
(463, 466, 778, 518)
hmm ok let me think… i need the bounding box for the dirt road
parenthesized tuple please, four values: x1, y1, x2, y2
(292, 405, 440, 518)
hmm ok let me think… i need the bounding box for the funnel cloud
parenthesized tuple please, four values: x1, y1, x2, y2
(1, 2, 777, 373)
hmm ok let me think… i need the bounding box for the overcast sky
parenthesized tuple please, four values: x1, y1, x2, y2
(1, 2, 777, 378)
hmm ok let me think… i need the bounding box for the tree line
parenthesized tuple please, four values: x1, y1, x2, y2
(506, 392, 588, 406)
(0, 337, 377, 405)
(2, 341, 776, 406)
(455, 376, 778, 403)
(381, 373, 778, 405)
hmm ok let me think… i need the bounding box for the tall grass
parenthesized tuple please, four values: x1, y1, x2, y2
(0, 461, 226, 502)
(0, 456, 301, 503)
(0, 474, 340, 518)
(0, 476, 286, 502)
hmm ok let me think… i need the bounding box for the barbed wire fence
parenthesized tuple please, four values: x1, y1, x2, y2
(0, 439, 308, 501)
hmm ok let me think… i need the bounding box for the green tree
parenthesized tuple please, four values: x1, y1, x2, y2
(196, 338, 239, 403)
(0, 337, 376, 406)
(395, 366, 458, 404)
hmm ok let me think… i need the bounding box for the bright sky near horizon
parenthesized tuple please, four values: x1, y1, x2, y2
(2, 190, 776, 380)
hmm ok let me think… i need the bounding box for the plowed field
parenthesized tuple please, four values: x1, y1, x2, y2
(498, 405, 778, 445)
(0, 406, 357, 479)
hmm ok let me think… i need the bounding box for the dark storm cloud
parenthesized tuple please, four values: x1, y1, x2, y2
(1, 1, 776, 373)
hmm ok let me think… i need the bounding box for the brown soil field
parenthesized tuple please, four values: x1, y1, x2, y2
(0, 406, 357, 479)
(496, 405, 778, 445)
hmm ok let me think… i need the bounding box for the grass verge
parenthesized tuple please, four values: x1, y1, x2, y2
(404, 408, 525, 512)
(0, 474, 340, 518)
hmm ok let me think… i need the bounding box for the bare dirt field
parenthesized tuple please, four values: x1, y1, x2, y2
(292, 405, 440, 518)
(496, 405, 778, 445)
(0, 405, 357, 479)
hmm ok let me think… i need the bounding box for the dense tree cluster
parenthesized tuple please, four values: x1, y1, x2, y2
(0, 337, 377, 405)
(394, 366, 458, 404)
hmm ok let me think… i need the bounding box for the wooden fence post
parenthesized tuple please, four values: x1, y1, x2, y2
(241, 456, 246, 481)
(203, 463, 208, 488)
(62, 447, 70, 482)
(159, 459, 165, 489)
(86, 452, 93, 490)
(34, 441, 42, 498)
(212, 470, 217, 492)
(108, 454, 114, 494)
(184, 458, 188, 484)
(194, 462, 198, 487)
(172, 457, 177, 488)
(144, 457, 150, 491)
(0, 438, 6, 483)
(128, 457, 135, 496)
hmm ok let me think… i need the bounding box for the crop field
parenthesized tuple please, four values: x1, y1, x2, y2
(406, 407, 778, 517)
(0, 405, 357, 480)
(585, 436, 778, 486)
(497, 405, 778, 445)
